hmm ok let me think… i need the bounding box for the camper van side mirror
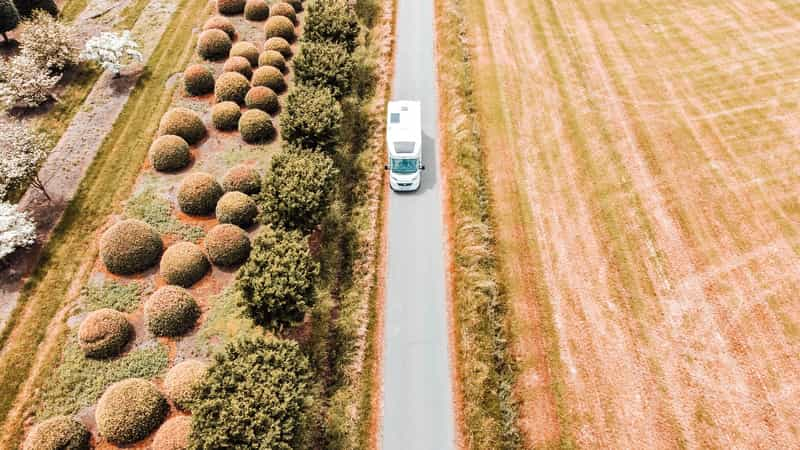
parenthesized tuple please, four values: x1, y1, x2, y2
(419, 165, 426, 170)
(384, 164, 389, 170)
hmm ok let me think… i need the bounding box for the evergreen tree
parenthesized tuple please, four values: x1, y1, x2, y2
(12, 0, 57, 18)
(0, 0, 20, 42)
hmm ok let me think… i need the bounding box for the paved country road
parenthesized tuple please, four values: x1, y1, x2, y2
(380, 0, 456, 449)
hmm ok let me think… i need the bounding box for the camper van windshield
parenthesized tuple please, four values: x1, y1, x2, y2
(391, 158, 417, 174)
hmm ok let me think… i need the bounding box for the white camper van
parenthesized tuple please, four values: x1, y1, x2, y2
(385, 100, 424, 191)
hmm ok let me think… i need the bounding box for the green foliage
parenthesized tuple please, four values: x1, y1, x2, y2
(238, 109, 275, 143)
(184, 64, 215, 96)
(236, 226, 318, 328)
(150, 134, 191, 172)
(160, 242, 210, 287)
(223, 55, 252, 79)
(195, 287, 259, 355)
(230, 41, 259, 66)
(189, 336, 311, 449)
(99, 219, 163, 275)
(243, 0, 268, 20)
(211, 101, 242, 131)
(144, 285, 200, 336)
(245, 86, 279, 113)
(177, 172, 223, 216)
(202, 15, 235, 39)
(264, 15, 294, 41)
(22, 416, 90, 450)
(294, 41, 356, 99)
(280, 85, 342, 152)
(164, 360, 208, 411)
(222, 164, 261, 195)
(216, 0, 244, 15)
(125, 188, 205, 242)
(95, 378, 168, 444)
(259, 150, 338, 232)
(258, 49, 286, 72)
(197, 29, 232, 61)
(216, 191, 258, 228)
(80, 280, 143, 313)
(303, 0, 359, 52)
(0, 0, 20, 41)
(264, 36, 291, 57)
(251, 65, 286, 93)
(205, 223, 251, 267)
(270, 2, 296, 23)
(214, 71, 250, 104)
(158, 107, 207, 144)
(12, 0, 56, 17)
(78, 308, 132, 359)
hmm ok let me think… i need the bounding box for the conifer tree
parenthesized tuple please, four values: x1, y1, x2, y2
(0, 0, 20, 42)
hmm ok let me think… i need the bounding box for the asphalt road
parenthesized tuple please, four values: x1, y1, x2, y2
(380, 0, 456, 449)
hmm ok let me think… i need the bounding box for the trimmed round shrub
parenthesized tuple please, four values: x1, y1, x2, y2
(238, 109, 275, 143)
(205, 224, 251, 266)
(243, 0, 268, 20)
(264, 15, 295, 41)
(294, 41, 355, 99)
(251, 65, 286, 92)
(222, 55, 252, 79)
(222, 165, 261, 194)
(158, 108, 206, 145)
(100, 219, 163, 275)
(152, 416, 191, 450)
(202, 15, 236, 38)
(183, 64, 215, 96)
(269, 2, 296, 23)
(264, 36, 291, 58)
(280, 85, 342, 152)
(216, 0, 244, 15)
(160, 242, 210, 287)
(304, 0, 359, 52)
(78, 308, 132, 359)
(214, 71, 250, 104)
(230, 41, 260, 67)
(144, 285, 200, 336)
(216, 191, 258, 228)
(197, 29, 232, 61)
(245, 86, 279, 113)
(285, 0, 302, 11)
(22, 416, 90, 450)
(177, 172, 223, 216)
(211, 101, 241, 131)
(164, 359, 209, 411)
(150, 135, 191, 172)
(258, 49, 286, 72)
(95, 379, 168, 445)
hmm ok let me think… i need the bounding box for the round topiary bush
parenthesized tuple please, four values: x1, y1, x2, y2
(222, 55, 252, 79)
(230, 41, 260, 67)
(211, 101, 242, 131)
(158, 108, 206, 145)
(238, 109, 275, 143)
(245, 86, 279, 113)
(78, 308, 132, 359)
(202, 15, 236, 38)
(152, 416, 191, 450)
(258, 49, 286, 72)
(217, 0, 244, 15)
(160, 242, 210, 287)
(264, 36, 291, 58)
(95, 379, 168, 445)
(222, 165, 261, 195)
(150, 135, 191, 172)
(100, 219, 163, 275)
(251, 65, 286, 93)
(164, 359, 208, 411)
(264, 15, 295, 41)
(243, 0, 268, 20)
(270, 2, 296, 23)
(177, 172, 223, 216)
(197, 29, 232, 61)
(216, 191, 258, 228)
(144, 285, 200, 337)
(214, 71, 250, 104)
(183, 64, 215, 96)
(205, 224, 251, 266)
(22, 416, 90, 450)
(285, 0, 302, 11)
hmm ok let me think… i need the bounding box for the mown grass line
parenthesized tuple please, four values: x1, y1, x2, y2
(0, 0, 208, 429)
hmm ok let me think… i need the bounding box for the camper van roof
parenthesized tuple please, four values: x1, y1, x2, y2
(387, 101, 421, 157)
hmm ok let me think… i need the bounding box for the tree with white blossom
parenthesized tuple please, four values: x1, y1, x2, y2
(19, 10, 79, 71)
(80, 31, 143, 77)
(0, 202, 36, 262)
(0, 121, 49, 201)
(0, 52, 60, 110)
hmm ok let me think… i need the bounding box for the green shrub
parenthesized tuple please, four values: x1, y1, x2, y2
(222, 55, 252, 79)
(177, 172, 223, 216)
(100, 219, 163, 275)
(80, 280, 143, 313)
(183, 64, 215, 96)
(286, 0, 302, 12)
(251, 65, 286, 93)
(303, 0, 359, 52)
(95, 379, 168, 445)
(190, 337, 310, 449)
(197, 28, 232, 61)
(125, 189, 205, 242)
(216, 191, 258, 228)
(280, 85, 341, 152)
(202, 15, 236, 38)
(211, 101, 242, 131)
(294, 41, 355, 98)
(144, 285, 200, 337)
(152, 416, 192, 450)
(150, 135, 191, 172)
(264, 15, 294, 41)
(264, 36, 291, 58)
(205, 223, 251, 266)
(236, 226, 318, 327)
(259, 150, 337, 232)
(216, 0, 244, 15)
(160, 242, 210, 287)
(221, 165, 261, 195)
(244, 86, 278, 113)
(13, 0, 57, 17)
(1, 0, 20, 43)
(258, 49, 286, 72)
(164, 359, 208, 411)
(238, 109, 275, 144)
(214, 71, 250, 104)
(22, 416, 90, 450)
(158, 107, 207, 144)
(243, 0, 268, 20)
(230, 41, 259, 66)
(270, 1, 296, 23)
(78, 308, 132, 359)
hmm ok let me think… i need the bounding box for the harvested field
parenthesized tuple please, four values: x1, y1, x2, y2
(452, 0, 800, 447)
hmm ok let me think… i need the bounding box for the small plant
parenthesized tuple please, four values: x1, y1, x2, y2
(258, 49, 286, 71)
(22, 416, 90, 450)
(211, 101, 241, 131)
(216, 191, 258, 228)
(0, 0, 19, 42)
(280, 85, 342, 152)
(80, 31, 143, 77)
(221, 165, 261, 195)
(78, 308, 133, 359)
(243, 0, 268, 21)
(184, 64, 215, 96)
(264, 36, 291, 57)
(202, 15, 235, 39)
(303, 0, 359, 52)
(95, 378, 168, 444)
(158, 107, 206, 144)
(150, 134, 191, 172)
(216, 0, 244, 15)
(251, 65, 285, 92)
(99, 219, 163, 275)
(125, 188, 205, 242)
(197, 28, 232, 61)
(163, 359, 208, 411)
(264, 15, 294, 41)
(205, 223, 251, 266)
(230, 41, 259, 66)
(270, 1, 296, 23)
(177, 172, 223, 216)
(214, 71, 250, 104)
(294, 41, 355, 99)
(144, 285, 200, 336)
(0, 122, 48, 200)
(0, 202, 36, 262)
(160, 242, 210, 287)
(152, 416, 192, 450)
(244, 85, 278, 113)
(18, 10, 78, 70)
(80, 279, 143, 313)
(238, 109, 275, 143)
(0, 53, 60, 110)
(222, 55, 252, 79)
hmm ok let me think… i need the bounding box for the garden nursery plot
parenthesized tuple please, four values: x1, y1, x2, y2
(442, 0, 800, 448)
